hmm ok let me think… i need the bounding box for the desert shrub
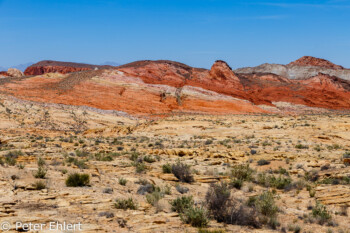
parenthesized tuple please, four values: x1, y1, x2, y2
(205, 182, 231, 222)
(255, 173, 291, 189)
(205, 182, 260, 227)
(137, 184, 155, 195)
(230, 164, 254, 181)
(143, 155, 156, 163)
(129, 152, 140, 161)
(37, 157, 46, 167)
(248, 191, 278, 218)
(33, 167, 47, 179)
(32, 181, 46, 190)
(65, 157, 88, 169)
(170, 196, 194, 213)
(311, 201, 332, 225)
(118, 178, 127, 186)
(103, 187, 113, 194)
(98, 211, 114, 218)
(230, 178, 243, 189)
(0, 158, 3, 166)
(75, 149, 90, 157)
(198, 229, 226, 233)
(4, 150, 22, 166)
(146, 189, 164, 206)
(65, 173, 90, 187)
(304, 169, 319, 182)
(114, 198, 137, 210)
(295, 144, 309, 149)
(135, 162, 147, 173)
(172, 162, 194, 183)
(257, 159, 270, 166)
(162, 163, 172, 173)
(181, 207, 209, 227)
(176, 184, 189, 194)
(95, 153, 113, 161)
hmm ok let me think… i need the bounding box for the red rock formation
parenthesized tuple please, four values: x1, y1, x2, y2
(1, 59, 350, 115)
(288, 56, 343, 69)
(0, 71, 9, 77)
(24, 60, 112, 76)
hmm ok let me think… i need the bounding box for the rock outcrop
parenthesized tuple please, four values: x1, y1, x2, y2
(7, 68, 24, 78)
(24, 60, 112, 75)
(1, 58, 350, 115)
(288, 56, 344, 69)
(235, 56, 350, 81)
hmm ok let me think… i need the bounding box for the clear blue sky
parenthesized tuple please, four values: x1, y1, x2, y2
(1, 0, 350, 69)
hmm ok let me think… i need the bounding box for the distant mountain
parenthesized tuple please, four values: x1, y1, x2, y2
(100, 61, 121, 66)
(0, 62, 34, 72)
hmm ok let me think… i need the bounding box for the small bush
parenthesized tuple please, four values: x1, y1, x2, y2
(37, 157, 46, 167)
(119, 178, 127, 186)
(176, 185, 189, 194)
(4, 150, 22, 166)
(137, 184, 155, 195)
(66, 173, 90, 187)
(33, 167, 47, 179)
(230, 178, 243, 189)
(198, 229, 226, 233)
(311, 201, 332, 225)
(181, 207, 209, 228)
(162, 163, 172, 173)
(257, 159, 270, 166)
(248, 191, 278, 218)
(143, 155, 156, 163)
(295, 144, 309, 149)
(230, 164, 254, 181)
(135, 162, 147, 173)
(256, 173, 292, 189)
(170, 196, 194, 213)
(114, 198, 138, 210)
(146, 189, 164, 206)
(172, 162, 194, 183)
(32, 181, 46, 190)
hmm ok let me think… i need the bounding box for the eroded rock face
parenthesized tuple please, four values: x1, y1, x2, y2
(1, 58, 350, 114)
(7, 68, 24, 78)
(288, 56, 344, 69)
(0, 71, 10, 77)
(24, 60, 112, 75)
(235, 56, 350, 81)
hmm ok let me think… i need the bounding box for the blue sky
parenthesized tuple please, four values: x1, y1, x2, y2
(1, 0, 350, 69)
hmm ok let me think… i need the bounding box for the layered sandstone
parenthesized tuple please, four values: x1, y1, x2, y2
(236, 56, 350, 80)
(24, 60, 113, 75)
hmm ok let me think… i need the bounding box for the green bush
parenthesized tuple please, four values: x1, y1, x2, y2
(249, 191, 278, 218)
(135, 162, 147, 173)
(143, 155, 156, 163)
(32, 181, 46, 190)
(170, 196, 194, 213)
(256, 173, 292, 189)
(65, 173, 90, 187)
(257, 159, 270, 166)
(114, 198, 138, 210)
(230, 164, 254, 181)
(181, 207, 209, 227)
(312, 201, 332, 225)
(162, 163, 172, 173)
(33, 167, 47, 179)
(118, 178, 127, 186)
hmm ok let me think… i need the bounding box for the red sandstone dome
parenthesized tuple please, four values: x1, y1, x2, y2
(24, 60, 113, 75)
(288, 56, 344, 69)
